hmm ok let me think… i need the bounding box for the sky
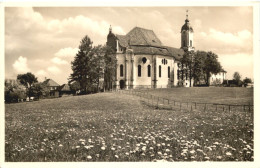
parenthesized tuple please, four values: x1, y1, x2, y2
(4, 7, 254, 85)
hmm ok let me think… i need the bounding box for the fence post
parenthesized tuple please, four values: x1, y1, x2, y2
(229, 105, 231, 112)
(168, 99, 169, 105)
(190, 105, 192, 112)
(223, 106, 224, 111)
(216, 105, 217, 111)
(204, 103, 206, 112)
(195, 102, 196, 109)
(180, 102, 182, 110)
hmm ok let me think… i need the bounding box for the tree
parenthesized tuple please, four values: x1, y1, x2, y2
(69, 35, 93, 93)
(5, 81, 26, 103)
(17, 72, 38, 99)
(69, 35, 117, 93)
(233, 72, 242, 86)
(180, 50, 222, 86)
(103, 46, 116, 91)
(69, 81, 81, 95)
(202, 51, 222, 85)
(243, 77, 252, 87)
(30, 82, 50, 99)
(180, 50, 195, 87)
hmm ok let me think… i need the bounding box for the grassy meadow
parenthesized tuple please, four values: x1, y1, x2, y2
(5, 87, 254, 161)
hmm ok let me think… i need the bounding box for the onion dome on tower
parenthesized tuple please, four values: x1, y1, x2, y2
(180, 10, 194, 51)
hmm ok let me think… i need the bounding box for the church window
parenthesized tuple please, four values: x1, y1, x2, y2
(120, 64, 123, 77)
(168, 66, 170, 78)
(190, 40, 192, 46)
(159, 65, 162, 77)
(177, 70, 180, 80)
(138, 65, 141, 77)
(148, 65, 151, 77)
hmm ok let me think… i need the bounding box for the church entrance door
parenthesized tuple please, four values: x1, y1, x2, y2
(120, 80, 125, 89)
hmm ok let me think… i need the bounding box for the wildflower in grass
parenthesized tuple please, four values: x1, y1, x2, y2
(79, 139, 85, 142)
(142, 146, 146, 151)
(87, 155, 92, 160)
(190, 150, 195, 154)
(96, 154, 100, 158)
(204, 156, 210, 160)
(157, 144, 161, 147)
(165, 149, 170, 152)
(136, 143, 140, 147)
(115, 155, 119, 159)
(207, 147, 212, 151)
(101, 146, 106, 150)
(141, 153, 145, 156)
(162, 143, 165, 146)
(84, 146, 90, 149)
(226, 152, 232, 156)
(149, 147, 154, 150)
(40, 149, 44, 152)
(213, 142, 219, 145)
(59, 144, 63, 147)
(157, 151, 162, 155)
(125, 152, 129, 155)
(145, 140, 149, 144)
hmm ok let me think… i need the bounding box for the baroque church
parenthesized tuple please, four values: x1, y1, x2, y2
(106, 13, 226, 89)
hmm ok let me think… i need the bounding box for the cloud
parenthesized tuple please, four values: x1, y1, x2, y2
(12, 56, 30, 74)
(36, 69, 47, 76)
(197, 29, 252, 55)
(208, 28, 252, 46)
(218, 53, 253, 80)
(47, 66, 61, 74)
(51, 57, 68, 65)
(54, 47, 79, 58)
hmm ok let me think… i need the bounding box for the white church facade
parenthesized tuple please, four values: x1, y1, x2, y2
(106, 14, 225, 89)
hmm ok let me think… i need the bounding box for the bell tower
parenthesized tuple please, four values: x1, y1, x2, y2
(181, 10, 194, 51)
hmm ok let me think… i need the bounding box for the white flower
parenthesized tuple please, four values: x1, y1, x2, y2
(226, 152, 232, 156)
(190, 150, 195, 154)
(87, 155, 92, 159)
(101, 146, 106, 150)
(111, 147, 116, 151)
(115, 155, 119, 158)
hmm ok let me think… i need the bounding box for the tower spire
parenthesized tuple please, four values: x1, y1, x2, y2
(109, 25, 112, 33)
(186, 10, 189, 20)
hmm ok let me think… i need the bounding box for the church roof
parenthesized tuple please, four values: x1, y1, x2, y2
(165, 46, 185, 61)
(116, 27, 162, 48)
(115, 27, 184, 60)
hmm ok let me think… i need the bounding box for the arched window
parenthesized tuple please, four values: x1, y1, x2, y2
(190, 40, 192, 46)
(159, 65, 161, 77)
(120, 64, 123, 77)
(168, 66, 170, 78)
(138, 65, 141, 77)
(177, 70, 180, 80)
(147, 65, 151, 77)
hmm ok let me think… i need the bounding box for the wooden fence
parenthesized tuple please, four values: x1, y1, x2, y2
(113, 89, 254, 114)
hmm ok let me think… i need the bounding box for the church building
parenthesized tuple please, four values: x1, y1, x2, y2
(106, 13, 225, 89)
